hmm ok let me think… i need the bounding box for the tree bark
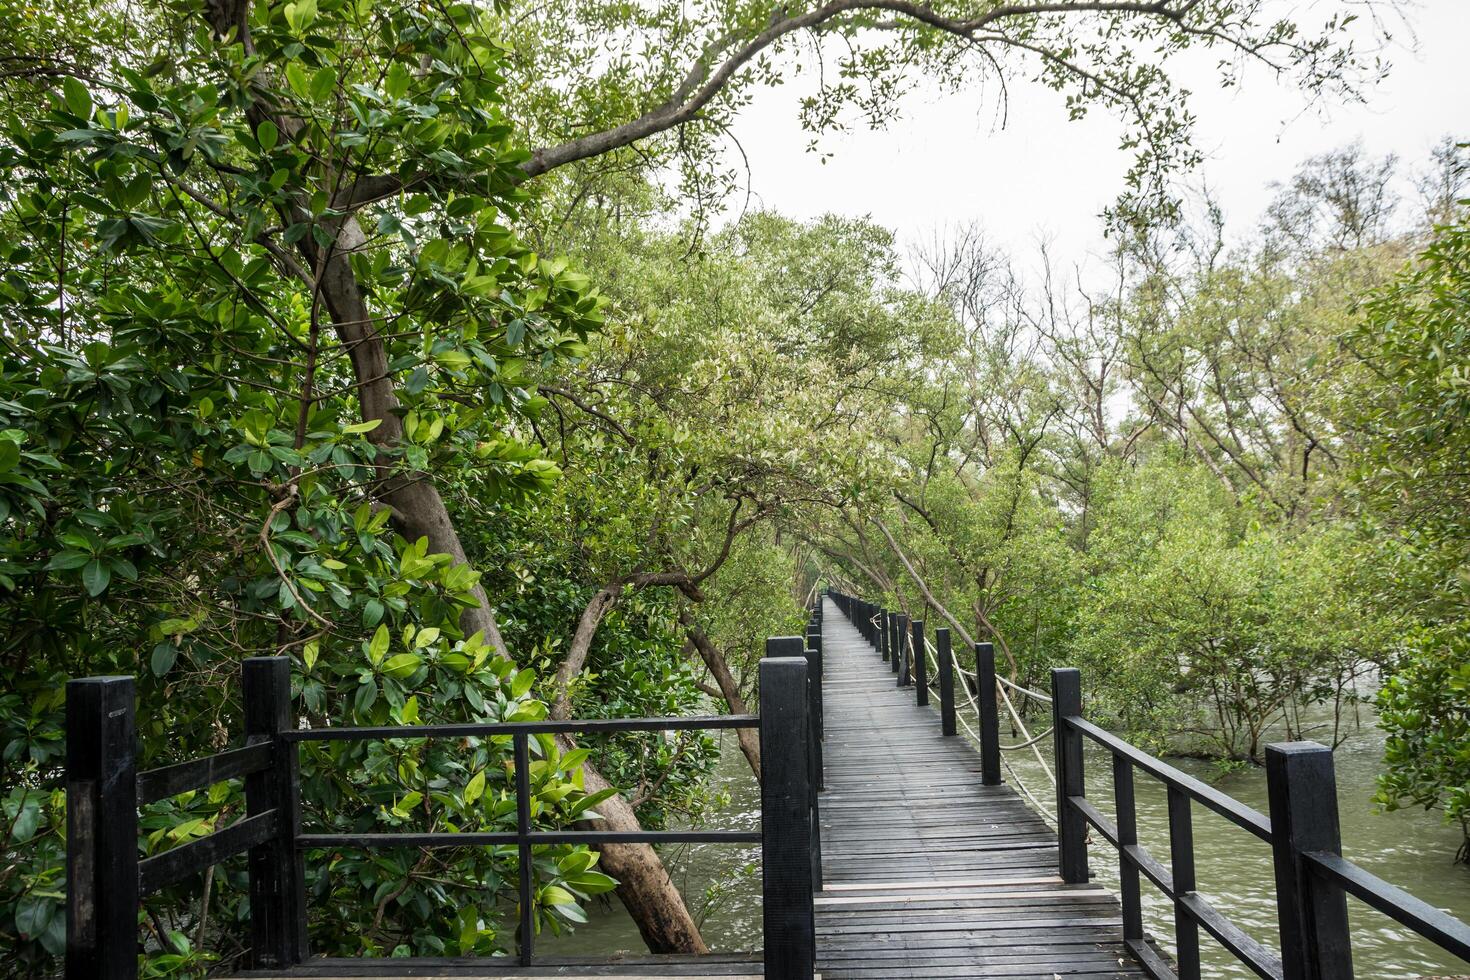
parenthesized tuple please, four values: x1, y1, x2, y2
(203, 5, 698, 953)
(681, 615, 760, 781)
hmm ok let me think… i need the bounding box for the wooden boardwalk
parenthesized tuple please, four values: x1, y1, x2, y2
(814, 598, 1146, 979)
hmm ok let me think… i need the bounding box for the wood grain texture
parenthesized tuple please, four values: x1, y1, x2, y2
(815, 598, 1148, 979)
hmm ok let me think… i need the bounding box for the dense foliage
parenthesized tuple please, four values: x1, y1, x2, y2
(1, 0, 1464, 976)
(803, 143, 1469, 857)
(1353, 218, 1470, 860)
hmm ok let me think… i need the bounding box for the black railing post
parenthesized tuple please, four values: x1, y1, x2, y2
(890, 613, 901, 676)
(768, 637, 821, 896)
(937, 628, 956, 736)
(66, 676, 139, 980)
(881, 609, 891, 662)
(513, 731, 534, 965)
(977, 642, 1001, 786)
(1267, 742, 1354, 980)
(912, 619, 927, 706)
(1113, 756, 1144, 952)
(1050, 668, 1088, 884)
(1168, 785, 1201, 979)
(760, 655, 816, 979)
(242, 657, 307, 969)
(804, 632, 824, 791)
(893, 614, 905, 681)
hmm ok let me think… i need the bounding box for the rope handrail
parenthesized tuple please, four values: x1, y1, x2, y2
(922, 638, 1056, 823)
(951, 662, 1053, 705)
(924, 640, 1056, 752)
(997, 674, 1052, 704)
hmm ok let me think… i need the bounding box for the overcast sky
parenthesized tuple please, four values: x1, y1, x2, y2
(727, 0, 1468, 271)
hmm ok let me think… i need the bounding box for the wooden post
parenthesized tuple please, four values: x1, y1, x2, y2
(767, 637, 821, 895)
(912, 619, 927, 706)
(937, 628, 957, 736)
(976, 642, 1001, 786)
(242, 657, 308, 969)
(1168, 785, 1201, 979)
(805, 634, 824, 791)
(514, 732, 534, 966)
(1050, 668, 1088, 884)
(889, 613, 901, 675)
(66, 676, 139, 980)
(760, 656, 816, 979)
(1267, 742, 1354, 980)
(1113, 756, 1144, 950)
(895, 613, 909, 686)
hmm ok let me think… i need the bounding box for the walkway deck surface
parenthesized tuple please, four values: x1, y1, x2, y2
(238, 600, 1147, 979)
(814, 598, 1146, 979)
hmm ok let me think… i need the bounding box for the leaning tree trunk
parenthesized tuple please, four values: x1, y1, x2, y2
(570, 753, 710, 953)
(315, 235, 706, 951)
(682, 616, 760, 781)
(321, 236, 706, 950)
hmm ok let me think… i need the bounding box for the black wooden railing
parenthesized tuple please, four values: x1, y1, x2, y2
(826, 588, 1470, 980)
(65, 612, 827, 980)
(1051, 666, 1470, 980)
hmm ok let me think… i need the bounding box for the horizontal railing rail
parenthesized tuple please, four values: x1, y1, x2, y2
(66, 633, 827, 980)
(1050, 667, 1470, 980)
(1304, 851, 1470, 962)
(281, 714, 759, 740)
(825, 587, 1470, 980)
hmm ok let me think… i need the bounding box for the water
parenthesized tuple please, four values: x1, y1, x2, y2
(993, 708, 1470, 979)
(537, 728, 766, 956)
(544, 716, 1470, 978)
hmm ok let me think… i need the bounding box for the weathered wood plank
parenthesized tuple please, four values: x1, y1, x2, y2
(813, 597, 1150, 979)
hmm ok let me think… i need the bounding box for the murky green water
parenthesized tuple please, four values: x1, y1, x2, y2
(1000, 715, 1470, 979)
(537, 729, 766, 957)
(544, 711, 1470, 978)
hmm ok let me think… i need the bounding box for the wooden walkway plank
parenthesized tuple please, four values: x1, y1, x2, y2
(814, 598, 1147, 979)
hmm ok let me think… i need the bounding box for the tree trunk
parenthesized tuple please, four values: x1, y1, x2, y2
(571, 754, 710, 954)
(682, 616, 760, 781)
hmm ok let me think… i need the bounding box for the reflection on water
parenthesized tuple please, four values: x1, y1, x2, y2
(543, 712, 1470, 978)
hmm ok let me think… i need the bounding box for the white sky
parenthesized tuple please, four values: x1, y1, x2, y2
(727, 0, 1469, 270)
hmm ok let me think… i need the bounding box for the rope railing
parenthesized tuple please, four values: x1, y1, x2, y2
(923, 638, 1056, 823)
(825, 586, 1470, 980)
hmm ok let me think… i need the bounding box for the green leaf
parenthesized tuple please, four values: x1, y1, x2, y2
(257, 120, 279, 152)
(150, 641, 178, 677)
(45, 550, 90, 571)
(61, 77, 91, 118)
(310, 66, 337, 101)
(556, 748, 590, 773)
(510, 669, 535, 698)
(285, 62, 310, 98)
(82, 559, 111, 596)
(382, 652, 421, 678)
(0, 440, 19, 474)
(342, 419, 382, 435)
(368, 624, 390, 664)
(565, 871, 617, 896)
(463, 769, 485, 805)
(538, 885, 576, 906)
